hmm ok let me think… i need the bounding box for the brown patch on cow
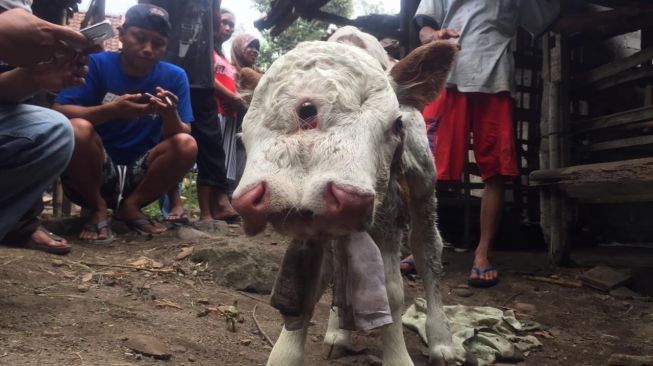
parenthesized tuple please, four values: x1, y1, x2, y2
(390, 41, 458, 110)
(335, 34, 367, 50)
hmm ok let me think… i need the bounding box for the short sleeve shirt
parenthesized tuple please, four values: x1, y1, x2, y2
(415, 0, 560, 94)
(55, 51, 194, 165)
(213, 50, 237, 117)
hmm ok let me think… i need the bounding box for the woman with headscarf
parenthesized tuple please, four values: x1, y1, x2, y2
(225, 33, 261, 187)
(231, 33, 261, 72)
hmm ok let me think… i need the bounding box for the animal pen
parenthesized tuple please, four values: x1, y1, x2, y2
(40, 0, 653, 263)
(255, 0, 653, 263)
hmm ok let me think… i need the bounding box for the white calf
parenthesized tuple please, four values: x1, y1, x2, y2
(233, 27, 459, 366)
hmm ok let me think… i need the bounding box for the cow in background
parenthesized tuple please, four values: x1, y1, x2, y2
(232, 26, 459, 366)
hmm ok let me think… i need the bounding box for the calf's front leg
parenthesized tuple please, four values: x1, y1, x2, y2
(371, 227, 415, 366)
(267, 240, 327, 366)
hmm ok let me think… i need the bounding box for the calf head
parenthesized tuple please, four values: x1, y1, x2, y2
(233, 27, 457, 239)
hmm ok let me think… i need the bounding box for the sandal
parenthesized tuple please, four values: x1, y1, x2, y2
(468, 265, 499, 288)
(163, 212, 190, 224)
(223, 215, 241, 224)
(400, 256, 417, 276)
(25, 226, 72, 255)
(81, 220, 114, 245)
(120, 217, 166, 235)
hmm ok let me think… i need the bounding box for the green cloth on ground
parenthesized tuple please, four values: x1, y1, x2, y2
(402, 298, 543, 366)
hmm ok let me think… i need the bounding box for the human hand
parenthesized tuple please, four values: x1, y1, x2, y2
(0, 9, 98, 67)
(223, 94, 246, 114)
(27, 54, 90, 91)
(111, 93, 156, 119)
(419, 26, 460, 44)
(151, 87, 179, 117)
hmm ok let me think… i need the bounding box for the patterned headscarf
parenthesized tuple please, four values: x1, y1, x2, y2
(230, 33, 260, 71)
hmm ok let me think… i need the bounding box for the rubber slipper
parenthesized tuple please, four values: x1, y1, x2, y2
(223, 215, 241, 224)
(468, 265, 499, 288)
(25, 226, 72, 255)
(81, 219, 114, 245)
(119, 217, 165, 235)
(400, 257, 417, 276)
(163, 213, 190, 224)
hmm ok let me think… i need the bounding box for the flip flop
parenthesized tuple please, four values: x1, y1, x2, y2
(468, 266, 499, 288)
(120, 217, 166, 236)
(400, 256, 417, 276)
(223, 215, 241, 224)
(81, 219, 114, 245)
(163, 212, 190, 224)
(25, 226, 72, 255)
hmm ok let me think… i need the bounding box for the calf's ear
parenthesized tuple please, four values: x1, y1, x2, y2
(389, 41, 458, 110)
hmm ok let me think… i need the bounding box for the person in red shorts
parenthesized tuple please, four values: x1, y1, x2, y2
(404, 0, 560, 287)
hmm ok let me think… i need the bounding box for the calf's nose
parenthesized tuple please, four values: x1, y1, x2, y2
(233, 182, 269, 235)
(323, 182, 374, 229)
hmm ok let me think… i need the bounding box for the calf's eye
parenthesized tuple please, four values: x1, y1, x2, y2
(393, 117, 403, 134)
(298, 102, 318, 121)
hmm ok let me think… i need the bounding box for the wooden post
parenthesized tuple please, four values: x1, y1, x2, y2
(642, 27, 653, 106)
(539, 33, 552, 246)
(546, 33, 571, 265)
(399, 0, 420, 56)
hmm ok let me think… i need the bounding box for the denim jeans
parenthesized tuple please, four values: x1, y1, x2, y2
(0, 104, 74, 241)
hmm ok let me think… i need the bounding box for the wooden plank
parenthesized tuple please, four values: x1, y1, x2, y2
(572, 105, 653, 133)
(582, 0, 653, 8)
(555, 7, 653, 34)
(529, 157, 653, 185)
(574, 47, 653, 88)
(570, 12, 653, 46)
(574, 67, 653, 95)
(565, 184, 653, 202)
(579, 135, 653, 152)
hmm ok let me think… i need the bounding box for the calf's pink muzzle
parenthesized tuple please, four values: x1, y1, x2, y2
(233, 182, 374, 237)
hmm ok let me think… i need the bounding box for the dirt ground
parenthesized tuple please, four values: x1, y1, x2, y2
(0, 221, 651, 366)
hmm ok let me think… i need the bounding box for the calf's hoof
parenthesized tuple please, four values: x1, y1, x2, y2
(429, 344, 460, 366)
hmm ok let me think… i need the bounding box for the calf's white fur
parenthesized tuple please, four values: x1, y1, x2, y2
(233, 26, 460, 366)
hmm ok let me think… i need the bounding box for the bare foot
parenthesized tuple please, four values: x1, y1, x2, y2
(27, 228, 71, 254)
(165, 190, 186, 221)
(211, 192, 239, 221)
(80, 207, 110, 242)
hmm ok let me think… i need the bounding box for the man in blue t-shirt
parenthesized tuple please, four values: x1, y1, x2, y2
(54, 4, 197, 243)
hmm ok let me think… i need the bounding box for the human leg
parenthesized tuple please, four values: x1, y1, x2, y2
(190, 88, 238, 222)
(469, 92, 518, 286)
(1, 199, 70, 254)
(115, 133, 197, 233)
(162, 184, 188, 222)
(0, 104, 73, 241)
(196, 185, 213, 221)
(470, 175, 505, 284)
(62, 118, 111, 242)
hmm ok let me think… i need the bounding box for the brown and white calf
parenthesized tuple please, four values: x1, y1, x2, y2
(232, 27, 460, 366)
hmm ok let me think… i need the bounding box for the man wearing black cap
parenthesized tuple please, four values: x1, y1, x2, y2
(53, 4, 198, 242)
